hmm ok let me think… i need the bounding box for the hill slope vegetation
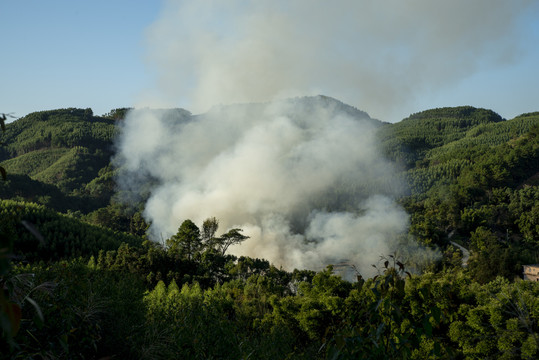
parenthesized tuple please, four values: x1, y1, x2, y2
(1, 98, 538, 358)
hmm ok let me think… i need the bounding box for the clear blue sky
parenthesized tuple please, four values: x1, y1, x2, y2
(1, 1, 160, 118)
(2, 1, 539, 122)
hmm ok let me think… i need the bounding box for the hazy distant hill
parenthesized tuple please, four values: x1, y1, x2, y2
(199, 96, 381, 136)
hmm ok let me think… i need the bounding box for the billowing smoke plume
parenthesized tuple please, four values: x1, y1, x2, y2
(115, 97, 436, 276)
(141, 0, 536, 122)
(114, 0, 524, 275)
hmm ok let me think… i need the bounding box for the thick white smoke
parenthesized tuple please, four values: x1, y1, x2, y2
(141, 0, 536, 122)
(114, 0, 528, 275)
(115, 97, 435, 276)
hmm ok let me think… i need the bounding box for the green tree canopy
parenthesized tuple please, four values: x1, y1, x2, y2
(166, 219, 202, 260)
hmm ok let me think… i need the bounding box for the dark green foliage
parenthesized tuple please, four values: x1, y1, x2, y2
(83, 202, 148, 236)
(466, 227, 520, 284)
(0, 108, 115, 159)
(382, 108, 538, 282)
(6, 244, 539, 359)
(142, 279, 317, 359)
(0, 108, 118, 218)
(0, 174, 70, 210)
(326, 258, 444, 359)
(3, 217, 539, 360)
(102, 107, 132, 121)
(166, 220, 202, 261)
(379, 106, 504, 169)
(0, 200, 142, 262)
(448, 278, 539, 359)
(5, 260, 147, 359)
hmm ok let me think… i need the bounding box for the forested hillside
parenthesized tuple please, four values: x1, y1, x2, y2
(1, 100, 538, 358)
(379, 107, 539, 283)
(0, 108, 148, 233)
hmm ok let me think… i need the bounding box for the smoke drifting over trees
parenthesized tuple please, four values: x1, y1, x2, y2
(113, 0, 539, 274)
(115, 97, 437, 276)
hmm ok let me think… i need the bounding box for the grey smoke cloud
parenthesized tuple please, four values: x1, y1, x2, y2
(141, 0, 534, 122)
(115, 0, 535, 274)
(115, 97, 436, 276)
